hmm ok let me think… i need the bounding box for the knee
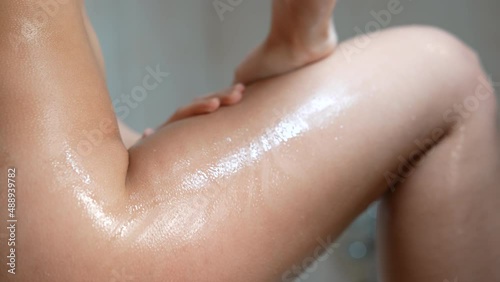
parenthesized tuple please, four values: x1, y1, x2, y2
(413, 26, 500, 136)
(343, 24, 485, 88)
(404, 26, 496, 110)
(376, 25, 479, 75)
(395, 25, 480, 65)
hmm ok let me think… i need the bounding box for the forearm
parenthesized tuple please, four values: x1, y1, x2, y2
(235, 0, 338, 84)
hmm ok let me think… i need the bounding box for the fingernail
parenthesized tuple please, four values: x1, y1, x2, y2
(143, 128, 155, 137)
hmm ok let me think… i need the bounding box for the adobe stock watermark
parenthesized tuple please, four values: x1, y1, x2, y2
(281, 236, 340, 282)
(213, 0, 243, 21)
(9, 0, 70, 52)
(385, 75, 498, 191)
(113, 65, 170, 121)
(444, 277, 458, 282)
(76, 64, 169, 157)
(340, 0, 409, 62)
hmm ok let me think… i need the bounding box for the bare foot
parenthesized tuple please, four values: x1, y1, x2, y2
(234, 25, 337, 85)
(142, 84, 245, 137)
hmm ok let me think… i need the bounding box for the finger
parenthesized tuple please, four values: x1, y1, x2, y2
(142, 128, 155, 138)
(166, 98, 220, 124)
(194, 84, 245, 104)
(219, 84, 245, 106)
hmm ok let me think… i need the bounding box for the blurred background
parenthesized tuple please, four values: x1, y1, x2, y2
(85, 1, 499, 281)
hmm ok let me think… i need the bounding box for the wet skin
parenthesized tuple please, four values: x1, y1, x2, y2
(1, 1, 500, 282)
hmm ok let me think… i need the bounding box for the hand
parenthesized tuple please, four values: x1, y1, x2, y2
(234, 0, 338, 85)
(141, 83, 245, 138)
(234, 33, 336, 85)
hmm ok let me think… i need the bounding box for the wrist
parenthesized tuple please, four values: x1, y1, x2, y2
(269, 20, 335, 47)
(266, 22, 337, 59)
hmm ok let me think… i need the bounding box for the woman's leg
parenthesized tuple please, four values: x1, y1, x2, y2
(125, 27, 499, 281)
(378, 83, 500, 280)
(0, 2, 497, 280)
(0, 2, 130, 281)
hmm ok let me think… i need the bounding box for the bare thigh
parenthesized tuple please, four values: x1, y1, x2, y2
(123, 26, 499, 281)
